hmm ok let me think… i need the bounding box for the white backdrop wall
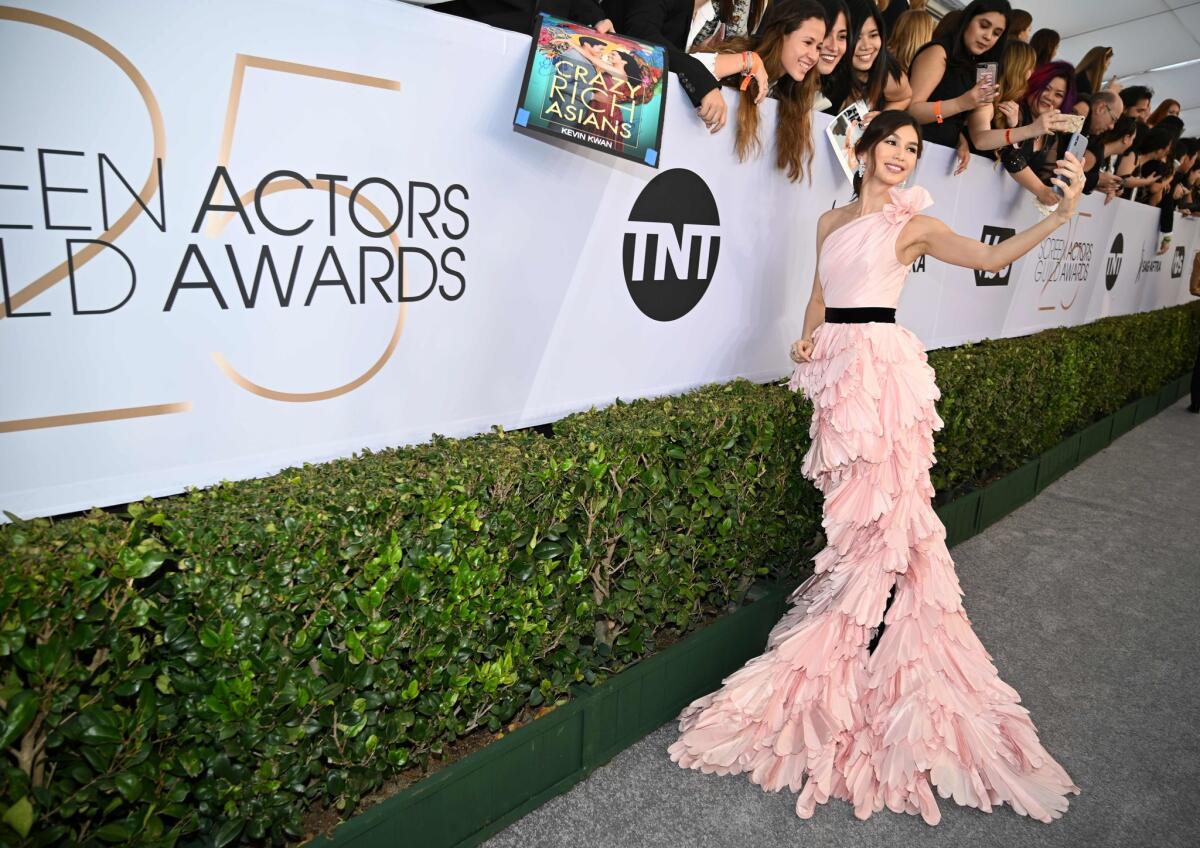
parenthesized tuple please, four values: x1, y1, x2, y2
(0, 0, 1196, 519)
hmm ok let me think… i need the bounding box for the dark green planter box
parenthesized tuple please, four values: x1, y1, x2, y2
(1158, 382, 1179, 411)
(1036, 433, 1080, 492)
(1134, 394, 1160, 425)
(1110, 401, 1138, 439)
(936, 489, 981, 548)
(1171, 372, 1190, 403)
(1163, 372, 1181, 401)
(1076, 416, 1113, 462)
(310, 582, 791, 848)
(978, 459, 1039, 531)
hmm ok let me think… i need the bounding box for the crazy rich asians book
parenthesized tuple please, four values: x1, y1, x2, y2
(514, 15, 667, 168)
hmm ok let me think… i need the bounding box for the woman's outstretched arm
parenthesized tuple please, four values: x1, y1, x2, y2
(898, 154, 1085, 271)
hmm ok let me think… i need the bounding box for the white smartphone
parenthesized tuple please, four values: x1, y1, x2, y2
(1053, 132, 1090, 196)
(975, 62, 997, 88)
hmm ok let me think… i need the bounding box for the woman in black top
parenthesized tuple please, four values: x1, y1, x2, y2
(998, 61, 1078, 207)
(908, 0, 1070, 151)
(814, 0, 851, 112)
(823, 0, 910, 112)
(1073, 45, 1112, 98)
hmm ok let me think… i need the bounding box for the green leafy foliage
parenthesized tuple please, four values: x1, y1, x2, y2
(0, 303, 1195, 845)
(928, 303, 1198, 493)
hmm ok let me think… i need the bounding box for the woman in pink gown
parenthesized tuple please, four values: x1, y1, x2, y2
(667, 110, 1085, 825)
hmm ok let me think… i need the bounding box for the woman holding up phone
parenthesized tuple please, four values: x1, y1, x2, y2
(669, 110, 1085, 825)
(906, 0, 1072, 152)
(999, 61, 1081, 207)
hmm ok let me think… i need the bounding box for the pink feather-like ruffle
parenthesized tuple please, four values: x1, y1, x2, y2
(669, 322, 1079, 826)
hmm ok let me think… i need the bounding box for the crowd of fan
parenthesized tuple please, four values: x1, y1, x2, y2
(428, 0, 1196, 243)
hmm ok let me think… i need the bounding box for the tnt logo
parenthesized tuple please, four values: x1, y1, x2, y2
(974, 225, 1017, 286)
(1172, 245, 1185, 279)
(1105, 233, 1123, 290)
(622, 169, 720, 321)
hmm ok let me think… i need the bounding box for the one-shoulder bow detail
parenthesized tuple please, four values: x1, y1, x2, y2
(881, 185, 934, 226)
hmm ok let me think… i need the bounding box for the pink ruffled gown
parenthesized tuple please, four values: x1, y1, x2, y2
(667, 186, 1080, 825)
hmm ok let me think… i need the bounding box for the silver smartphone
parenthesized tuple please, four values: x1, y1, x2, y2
(1053, 132, 1090, 196)
(975, 62, 997, 88)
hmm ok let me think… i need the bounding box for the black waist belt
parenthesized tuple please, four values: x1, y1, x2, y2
(824, 307, 896, 324)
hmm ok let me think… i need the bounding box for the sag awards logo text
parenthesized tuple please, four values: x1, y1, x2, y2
(622, 168, 720, 321)
(1135, 240, 1161, 283)
(1171, 245, 1185, 279)
(1030, 215, 1095, 311)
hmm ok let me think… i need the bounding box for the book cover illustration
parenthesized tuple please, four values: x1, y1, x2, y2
(514, 15, 667, 167)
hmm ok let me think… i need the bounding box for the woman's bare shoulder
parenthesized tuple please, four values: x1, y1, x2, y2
(817, 204, 856, 233)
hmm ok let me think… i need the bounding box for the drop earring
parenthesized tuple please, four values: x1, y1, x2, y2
(856, 160, 865, 178)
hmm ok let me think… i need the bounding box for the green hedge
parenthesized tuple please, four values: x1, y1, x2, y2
(1, 302, 1196, 846)
(928, 303, 1199, 493)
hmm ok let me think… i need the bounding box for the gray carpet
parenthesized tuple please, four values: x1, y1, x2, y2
(484, 399, 1200, 848)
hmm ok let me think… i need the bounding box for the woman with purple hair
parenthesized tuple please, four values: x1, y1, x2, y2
(998, 60, 1079, 207)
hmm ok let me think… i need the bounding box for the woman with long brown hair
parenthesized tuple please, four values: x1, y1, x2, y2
(1148, 98, 1182, 127)
(1074, 45, 1113, 97)
(699, 0, 829, 181)
(1029, 27, 1059, 66)
(670, 108, 1085, 825)
(990, 38, 1036, 131)
(886, 8, 934, 75)
(1006, 6, 1031, 41)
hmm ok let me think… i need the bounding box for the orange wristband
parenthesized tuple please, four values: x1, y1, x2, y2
(1005, 128, 1013, 146)
(933, 100, 943, 124)
(739, 53, 764, 92)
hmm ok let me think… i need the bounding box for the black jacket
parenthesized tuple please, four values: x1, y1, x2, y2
(623, 0, 721, 107)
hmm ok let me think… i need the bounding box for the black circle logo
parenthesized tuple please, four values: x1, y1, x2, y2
(622, 169, 720, 321)
(1105, 233, 1123, 290)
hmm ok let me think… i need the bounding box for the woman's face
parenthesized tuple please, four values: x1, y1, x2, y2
(1034, 76, 1067, 115)
(964, 12, 1006, 56)
(594, 49, 629, 80)
(1168, 103, 1181, 117)
(1014, 26, 1030, 42)
(852, 18, 881, 73)
(780, 18, 826, 82)
(869, 124, 920, 186)
(818, 12, 848, 75)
